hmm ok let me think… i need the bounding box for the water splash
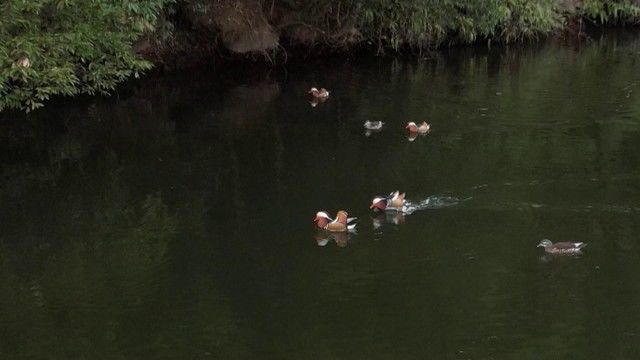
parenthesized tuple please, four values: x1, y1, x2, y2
(385, 195, 466, 215)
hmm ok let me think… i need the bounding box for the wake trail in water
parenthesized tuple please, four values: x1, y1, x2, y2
(402, 195, 469, 214)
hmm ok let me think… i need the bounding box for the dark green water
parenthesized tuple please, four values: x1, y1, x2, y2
(2, 32, 640, 359)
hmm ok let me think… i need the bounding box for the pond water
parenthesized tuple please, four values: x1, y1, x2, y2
(1, 32, 640, 359)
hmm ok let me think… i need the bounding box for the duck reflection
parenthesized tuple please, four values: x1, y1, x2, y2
(309, 97, 328, 107)
(364, 121, 384, 137)
(407, 132, 432, 142)
(314, 232, 330, 247)
(314, 231, 351, 247)
(365, 129, 383, 137)
(372, 211, 406, 230)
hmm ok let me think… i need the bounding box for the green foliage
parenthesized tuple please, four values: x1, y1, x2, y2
(3, 0, 640, 113)
(0, 0, 171, 112)
(283, 0, 563, 51)
(500, 0, 564, 41)
(582, 0, 640, 23)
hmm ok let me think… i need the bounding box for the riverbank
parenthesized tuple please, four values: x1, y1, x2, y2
(1, 0, 640, 112)
(141, 0, 640, 67)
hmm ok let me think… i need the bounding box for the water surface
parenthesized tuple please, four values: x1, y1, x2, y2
(1, 32, 640, 359)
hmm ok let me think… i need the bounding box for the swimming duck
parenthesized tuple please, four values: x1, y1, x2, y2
(326, 210, 355, 232)
(405, 121, 430, 134)
(370, 191, 406, 212)
(308, 87, 330, 99)
(314, 211, 357, 232)
(364, 120, 384, 130)
(537, 239, 587, 255)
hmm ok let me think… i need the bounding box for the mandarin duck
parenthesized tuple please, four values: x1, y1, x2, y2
(314, 211, 357, 232)
(370, 191, 406, 212)
(406, 121, 430, 134)
(308, 87, 330, 99)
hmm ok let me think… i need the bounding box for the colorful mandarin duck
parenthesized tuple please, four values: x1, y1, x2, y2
(314, 211, 357, 232)
(405, 121, 430, 134)
(308, 87, 330, 99)
(370, 191, 406, 212)
(537, 239, 587, 255)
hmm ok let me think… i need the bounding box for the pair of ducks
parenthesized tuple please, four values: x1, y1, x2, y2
(313, 191, 407, 232)
(363, 121, 430, 141)
(362, 121, 431, 134)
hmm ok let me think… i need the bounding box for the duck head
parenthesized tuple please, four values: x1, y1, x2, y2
(314, 211, 332, 228)
(537, 239, 553, 248)
(308, 87, 319, 96)
(370, 197, 388, 212)
(405, 122, 418, 133)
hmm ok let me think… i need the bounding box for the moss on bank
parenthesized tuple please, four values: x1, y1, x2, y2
(2, 0, 640, 112)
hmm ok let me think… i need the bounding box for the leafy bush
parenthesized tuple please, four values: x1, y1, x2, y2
(281, 0, 563, 51)
(582, 0, 640, 23)
(2, 0, 640, 113)
(0, 0, 170, 112)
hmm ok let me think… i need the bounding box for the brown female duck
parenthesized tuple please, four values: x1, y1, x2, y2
(537, 239, 587, 255)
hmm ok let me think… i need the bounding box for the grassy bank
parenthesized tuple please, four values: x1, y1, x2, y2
(2, 0, 640, 113)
